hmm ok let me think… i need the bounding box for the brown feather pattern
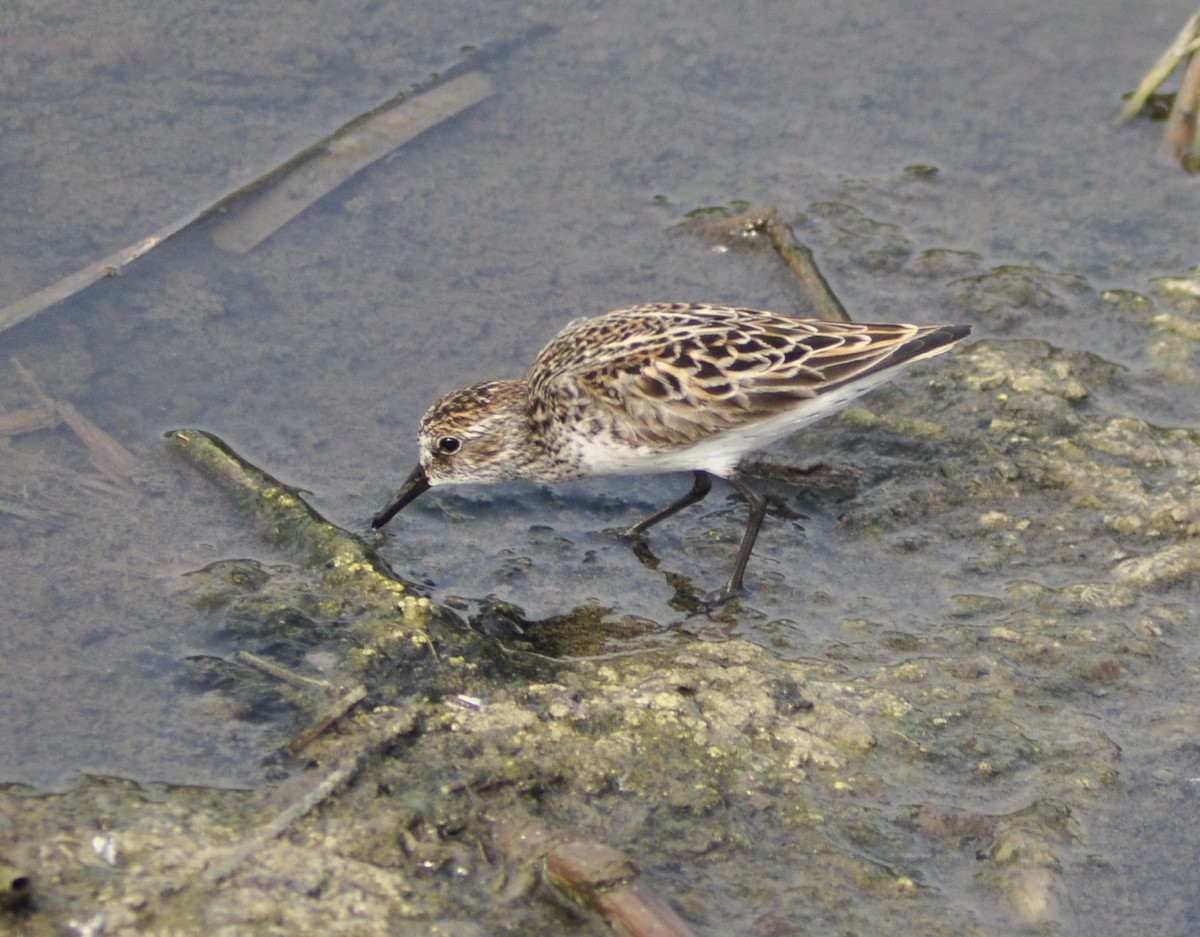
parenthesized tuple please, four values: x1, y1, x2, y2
(373, 302, 970, 597)
(528, 303, 966, 450)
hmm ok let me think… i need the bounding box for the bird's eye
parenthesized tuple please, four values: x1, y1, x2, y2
(437, 436, 461, 454)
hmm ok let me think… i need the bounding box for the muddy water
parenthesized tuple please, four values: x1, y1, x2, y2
(1, 1, 1198, 933)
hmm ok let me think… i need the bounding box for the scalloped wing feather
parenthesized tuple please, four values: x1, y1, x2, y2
(528, 303, 966, 450)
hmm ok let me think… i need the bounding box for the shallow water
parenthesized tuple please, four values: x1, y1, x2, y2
(2, 0, 1199, 933)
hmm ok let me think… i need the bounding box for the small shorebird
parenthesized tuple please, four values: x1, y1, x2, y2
(373, 303, 969, 601)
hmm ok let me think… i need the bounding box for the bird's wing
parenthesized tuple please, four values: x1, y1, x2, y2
(528, 303, 966, 449)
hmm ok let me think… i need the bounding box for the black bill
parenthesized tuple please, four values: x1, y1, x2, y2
(371, 464, 431, 529)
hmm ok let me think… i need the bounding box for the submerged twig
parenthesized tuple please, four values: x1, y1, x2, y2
(1166, 46, 1200, 167)
(0, 407, 58, 438)
(234, 650, 338, 691)
(169, 429, 348, 545)
(12, 356, 139, 484)
(689, 205, 851, 322)
(211, 71, 492, 253)
(166, 428, 370, 566)
(0, 238, 163, 336)
(283, 684, 369, 756)
(1117, 10, 1200, 170)
(234, 651, 371, 756)
(0, 27, 553, 335)
(494, 818, 700, 937)
(1117, 11, 1200, 121)
(0, 69, 488, 333)
(164, 427, 439, 644)
(196, 704, 419, 888)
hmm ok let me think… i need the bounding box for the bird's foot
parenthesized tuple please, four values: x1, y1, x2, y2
(697, 586, 744, 612)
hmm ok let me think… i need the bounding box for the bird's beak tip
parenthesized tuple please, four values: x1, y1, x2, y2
(371, 464, 431, 529)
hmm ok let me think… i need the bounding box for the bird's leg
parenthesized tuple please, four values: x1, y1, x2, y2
(621, 470, 713, 537)
(714, 473, 767, 599)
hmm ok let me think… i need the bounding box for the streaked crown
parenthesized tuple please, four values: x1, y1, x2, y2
(416, 380, 540, 484)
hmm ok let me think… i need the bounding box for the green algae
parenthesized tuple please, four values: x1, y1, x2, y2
(6, 287, 1200, 934)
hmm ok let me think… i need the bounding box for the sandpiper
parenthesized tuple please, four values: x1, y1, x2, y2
(373, 303, 969, 601)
